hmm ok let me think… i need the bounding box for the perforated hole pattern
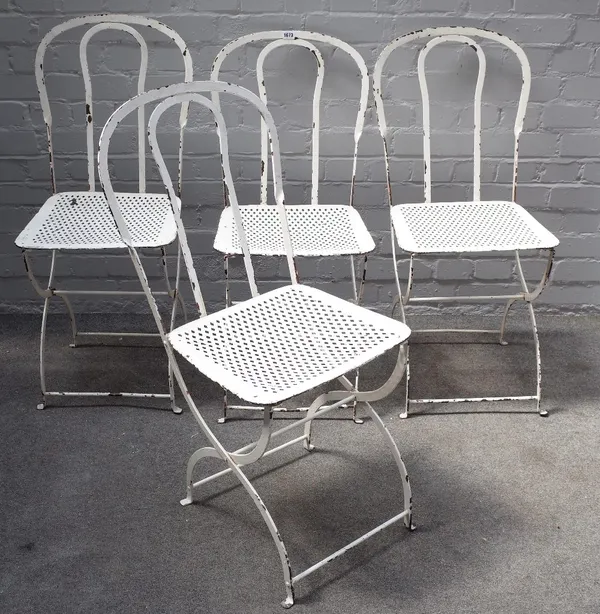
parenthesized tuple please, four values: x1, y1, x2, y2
(398, 201, 548, 252)
(22, 192, 174, 248)
(222, 205, 368, 256)
(171, 286, 399, 398)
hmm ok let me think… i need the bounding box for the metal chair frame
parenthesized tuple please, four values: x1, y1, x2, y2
(211, 31, 374, 423)
(16, 15, 193, 411)
(373, 27, 559, 418)
(98, 80, 414, 608)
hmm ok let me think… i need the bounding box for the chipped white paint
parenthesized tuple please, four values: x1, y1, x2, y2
(35, 14, 192, 193)
(374, 25, 531, 206)
(417, 35, 486, 202)
(211, 30, 369, 208)
(80, 23, 148, 192)
(256, 39, 324, 205)
(99, 80, 413, 609)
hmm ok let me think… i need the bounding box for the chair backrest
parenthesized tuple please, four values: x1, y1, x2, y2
(98, 81, 297, 321)
(211, 31, 369, 207)
(373, 27, 531, 204)
(36, 14, 193, 194)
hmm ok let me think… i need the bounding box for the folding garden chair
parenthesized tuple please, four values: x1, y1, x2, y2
(15, 15, 193, 411)
(98, 80, 413, 608)
(373, 27, 559, 418)
(211, 31, 375, 423)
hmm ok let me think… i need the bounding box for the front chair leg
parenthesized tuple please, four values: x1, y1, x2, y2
(364, 400, 414, 530)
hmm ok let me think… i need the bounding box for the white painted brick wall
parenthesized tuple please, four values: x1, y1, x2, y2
(1, 0, 599, 314)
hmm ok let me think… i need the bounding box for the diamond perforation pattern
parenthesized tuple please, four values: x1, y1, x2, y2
(169, 285, 410, 405)
(392, 201, 559, 253)
(15, 192, 176, 250)
(214, 205, 375, 256)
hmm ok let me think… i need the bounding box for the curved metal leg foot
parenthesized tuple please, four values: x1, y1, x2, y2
(303, 393, 331, 451)
(499, 298, 517, 346)
(352, 370, 363, 424)
(218, 388, 228, 423)
(180, 445, 221, 505)
(37, 399, 46, 411)
(281, 594, 295, 609)
(57, 294, 79, 348)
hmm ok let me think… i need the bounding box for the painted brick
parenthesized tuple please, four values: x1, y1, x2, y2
(542, 104, 598, 129)
(515, 0, 599, 15)
(0, 2, 598, 315)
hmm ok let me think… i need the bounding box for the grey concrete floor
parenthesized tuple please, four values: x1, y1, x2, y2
(1, 311, 599, 614)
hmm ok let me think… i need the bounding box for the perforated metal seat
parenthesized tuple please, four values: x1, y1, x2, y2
(214, 204, 375, 257)
(392, 201, 559, 254)
(16, 191, 177, 251)
(169, 284, 410, 406)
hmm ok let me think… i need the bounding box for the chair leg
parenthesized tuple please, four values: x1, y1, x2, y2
(527, 301, 545, 417)
(515, 250, 549, 417)
(179, 405, 295, 607)
(60, 294, 79, 348)
(25, 249, 58, 411)
(180, 445, 222, 506)
(499, 297, 517, 346)
(38, 294, 51, 410)
(364, 401, 414, 530)
(219, 255, 232, 424)
(400, 343, 410, 419)
(351, 254, 368, 424)
(162, 245, 184, 414)
(229, 461, 295, 608)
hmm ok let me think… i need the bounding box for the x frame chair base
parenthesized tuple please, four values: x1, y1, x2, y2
(179, 347, 413, 608)
(219, 253, 370, 425)
(394, 249, 555, 419)
(23, 247, 187, 413)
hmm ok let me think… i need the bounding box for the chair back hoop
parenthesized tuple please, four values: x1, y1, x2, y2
(98, 81, 298, 318)
(373, 26, 531, 205)
(36, 14, 193, 194)
(211, 31, 369, 207)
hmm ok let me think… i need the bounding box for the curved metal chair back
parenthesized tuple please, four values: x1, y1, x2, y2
(36, 14, 193, 194)
(373, 27, 531, 204)
(211, 31, 369, 207)
(98, 81, 297, 319)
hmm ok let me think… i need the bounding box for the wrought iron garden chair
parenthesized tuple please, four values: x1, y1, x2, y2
(15, 15, 193, 411)
(98, 80, 413, 608)
(211, 31, 375, 423)
(373, 27, 559, 418)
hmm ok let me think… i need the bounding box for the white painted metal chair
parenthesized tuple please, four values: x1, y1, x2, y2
(15, 15, 193, 411)
(373, 27, 559, 418)
(98, 80, 413, 608)
(211, 31, 375, 423)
